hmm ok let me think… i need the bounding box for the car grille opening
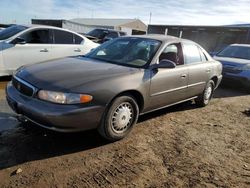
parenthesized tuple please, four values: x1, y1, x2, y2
(12, 77, 35, 97)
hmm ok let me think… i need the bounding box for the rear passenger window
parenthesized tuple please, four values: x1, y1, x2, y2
(183, 43, 202, 64)
(53, 30, 73, 44)
(74, 34, 84, 44)
(199, 48, 208, 62)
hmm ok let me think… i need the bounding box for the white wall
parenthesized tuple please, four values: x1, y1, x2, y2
(62, 22, 93, 33)
(120, 27, 132, 35)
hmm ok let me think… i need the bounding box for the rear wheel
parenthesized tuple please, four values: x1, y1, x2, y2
(195, 80, 215, 107)
(98, 95, 139, 141)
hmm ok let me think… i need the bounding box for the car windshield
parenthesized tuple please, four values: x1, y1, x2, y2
(86, 37, 161, 68)
(87, 29, 108, 39)
(0, 25, 28, 40)
(217, 45, 250, 60)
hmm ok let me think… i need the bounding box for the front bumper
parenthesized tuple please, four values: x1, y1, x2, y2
(6, 83, 105, 132)
(223, 72, 250, 88)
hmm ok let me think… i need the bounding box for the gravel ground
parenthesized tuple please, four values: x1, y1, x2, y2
(0, 79, 249, 188)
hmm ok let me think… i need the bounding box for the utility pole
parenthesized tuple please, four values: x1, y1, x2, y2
(149, 12, 152, 25)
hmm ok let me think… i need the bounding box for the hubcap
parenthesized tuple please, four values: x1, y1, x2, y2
(205, 85, 212, 100)
(111, 102, 133, 133)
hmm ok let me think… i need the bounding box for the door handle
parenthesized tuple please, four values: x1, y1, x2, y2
(181, 74, 187, 78)
(40, 48, 49, 52)
(74, 48, 81, 52)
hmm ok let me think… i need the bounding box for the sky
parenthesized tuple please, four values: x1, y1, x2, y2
(0, 0, 250, 26)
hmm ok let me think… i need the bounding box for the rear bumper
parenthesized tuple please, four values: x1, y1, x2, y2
(6, 82, 105, 132)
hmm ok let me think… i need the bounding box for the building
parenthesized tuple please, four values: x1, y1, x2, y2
(148, 24, 250, 53)
(32, 18, 147, 35)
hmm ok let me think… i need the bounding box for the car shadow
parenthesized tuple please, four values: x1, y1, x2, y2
(138, 101, 195, 123)
(0, 76, 11, 90)
(0, 118, 109, 170)
(0, 76, 12, 82)
(0, 100, 198, 170)
(213, 82, 249, 98)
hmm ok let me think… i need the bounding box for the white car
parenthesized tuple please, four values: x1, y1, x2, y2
(0, 25, 99, 76)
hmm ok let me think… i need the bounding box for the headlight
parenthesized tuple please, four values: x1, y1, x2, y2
(38, 90, 93, 104)
(235, 64, 250, 71)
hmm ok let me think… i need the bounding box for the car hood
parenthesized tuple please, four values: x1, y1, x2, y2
(16, 57, 139, 92)
(213, 56, 250, 67)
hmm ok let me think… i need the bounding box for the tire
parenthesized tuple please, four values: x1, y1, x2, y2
(98, 95, 139, 141)
(195, 80, 215, 107)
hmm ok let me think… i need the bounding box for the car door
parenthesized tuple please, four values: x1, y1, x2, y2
(50, 29, 87, 59)
(149, 43, 188, 110)
(2, 28, 52, 72)
(74, 34, 94, 54)
(182, 42, 212, 98)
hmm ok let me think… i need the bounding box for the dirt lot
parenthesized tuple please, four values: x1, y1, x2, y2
(0, 78, 249, 188)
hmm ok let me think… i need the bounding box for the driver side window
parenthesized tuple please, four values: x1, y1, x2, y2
(159, 43, 184, 66)
(21, 29, 51, 44)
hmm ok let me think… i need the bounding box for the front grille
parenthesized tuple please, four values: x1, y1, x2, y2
(12, 76, 36, 97)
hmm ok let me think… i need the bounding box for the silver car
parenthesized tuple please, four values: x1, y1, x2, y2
(0, 25, 99, 76)
(6, 35, 222, 141)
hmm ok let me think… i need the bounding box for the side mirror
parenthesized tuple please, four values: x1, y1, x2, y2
(152, 59, 176, 69)
(12, 37, 26, 45)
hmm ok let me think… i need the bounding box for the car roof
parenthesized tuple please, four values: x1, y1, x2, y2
(123, 34, 194, 43)
(90, 28, 126, 33)
(16, 24, 62, 29)
(6, 24, 97, 43)
(14, 24, 83, 34)
(230, 44, 250, 47)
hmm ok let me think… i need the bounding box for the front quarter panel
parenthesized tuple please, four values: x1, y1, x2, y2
(210, 60, 223, 87)
(72, 69, 150, 111)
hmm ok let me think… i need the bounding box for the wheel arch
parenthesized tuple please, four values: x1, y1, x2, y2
(107, 90, 145, 113)
(210, 76, 218, 87)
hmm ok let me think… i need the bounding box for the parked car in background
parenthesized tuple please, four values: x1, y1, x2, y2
(213, 44, 250, 92)
(0, 24, 99, 76)
(6, 35, 222, 141)
(84, 28, 127, 43)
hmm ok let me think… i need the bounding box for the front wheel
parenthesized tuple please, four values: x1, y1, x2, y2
(195, 80, 215, 107)
(98, 95, 139, 141)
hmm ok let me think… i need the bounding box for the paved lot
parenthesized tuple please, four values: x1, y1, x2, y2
(0, 78, 249, 187)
